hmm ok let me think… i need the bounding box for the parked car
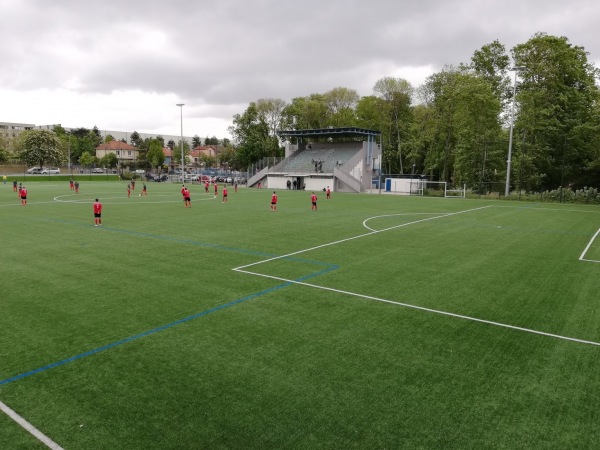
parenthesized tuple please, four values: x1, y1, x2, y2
(42, 168, 60, 174)
(91, 168, 104, 173)
(155, 174, 169, 182)
(26, 167, 44, 174)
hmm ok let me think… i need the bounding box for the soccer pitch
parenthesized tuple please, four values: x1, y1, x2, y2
(1, 180, 599, 449)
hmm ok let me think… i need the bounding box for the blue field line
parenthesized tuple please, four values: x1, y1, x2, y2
(0, 263, 339, 387)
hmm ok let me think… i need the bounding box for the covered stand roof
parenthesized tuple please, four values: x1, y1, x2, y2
(277, 127, 380, 140)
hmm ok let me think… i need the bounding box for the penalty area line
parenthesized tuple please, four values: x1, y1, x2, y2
(579, 227, 600, 262)
(0, 400, 64, 450)
(233, 268, 600, 347)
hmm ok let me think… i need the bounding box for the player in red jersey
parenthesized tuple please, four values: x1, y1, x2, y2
(214, 182, 218, 196)
(222, 185, 228, 203)
(270, 191, 277, 211)
(20, 186, 28, 206)
(93, 198, 103, 226)
(127, 184, 131, 198)
(142, 183, 147, 196)
(205, 181, 209, 194)
(326, 186, 331, 199)
(183, 187, 191, 208)
(311, 192, 318, 211)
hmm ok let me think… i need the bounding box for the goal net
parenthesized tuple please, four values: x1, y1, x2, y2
(382, 178, 465, 198)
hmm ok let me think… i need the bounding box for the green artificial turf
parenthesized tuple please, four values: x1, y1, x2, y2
(1, 180, 599, 448)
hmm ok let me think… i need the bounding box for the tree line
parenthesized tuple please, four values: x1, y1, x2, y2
(228, 33, 600, 192)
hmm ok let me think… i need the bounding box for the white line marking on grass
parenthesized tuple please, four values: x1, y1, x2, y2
(235, 206, 491, 271)
(234, 204, 600, 347)
(363, 213, 447, 231)
(0, 400, 64, 450)
(579, 227, 600, 263)
(233, 268, 600, 347)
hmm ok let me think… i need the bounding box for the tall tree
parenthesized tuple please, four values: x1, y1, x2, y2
(130, 131, 142, 148)
(19, 129, 64, 169)
(256, 98, 288, 138)
(323, 87, 359, 127)
(147, 139, 166, 171)
(229, 102, 281, 169)
(373, 77, 414, 173)
(512, 33, 600, 190)
(192, 135, 202, 148)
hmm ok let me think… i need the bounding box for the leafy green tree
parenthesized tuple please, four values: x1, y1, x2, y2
(104, 135, 115, 143)
(192, 135, 202, 147)
(256, 98, 288, 137)
(229, 102, 281, 169)
(130, 131, 142, 147)
(19, 129, 64, 168)
(100, 153, 118, 171)
(79, 151, 95, 171)
(147, 139, 166, 171)
(323, 87, 359, 127)
(167, 139, 175, 150)
(374, 77, 414, 173)
(512, 33, 600, 190)
(283, 94, 329, 130)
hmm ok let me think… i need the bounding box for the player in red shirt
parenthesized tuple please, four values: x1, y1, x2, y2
(142, 183, 147, 196)
(205, 181, 209, 194)
(222, 185, 228, 203)
(214, 182, 218, 196)
(127, 184, 131, 198)
(311, 192, 318, 211)
(326, 186, 331, 199)
(183, 187, 191, 208)
(270, 191, 277, 211)
(93, 198, 102, 226)
(20, 186, 28, 206)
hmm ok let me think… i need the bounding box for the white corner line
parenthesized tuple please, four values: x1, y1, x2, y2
(579, 227, 600, 262)
(234, 205, 492, 271)
(0, 400, 64, 450)
(233, 269, 600, 347)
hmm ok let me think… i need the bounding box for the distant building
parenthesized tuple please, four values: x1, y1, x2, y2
(95, 141, 140, 163)
(0, 121, 35, 139)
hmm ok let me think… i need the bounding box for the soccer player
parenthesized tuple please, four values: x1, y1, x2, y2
(270, 191, 277, 211)
(131, 179, 135, 191)
(20, 185, 27, 206)
(74, 181, 80, 194)
(142, 183, 147, 196)
(69, 178, 74, 190)
(93, 198, 102, 226)
(205, 181, 209, 194)
(127, 184, 131, 198)
(326, 186, 331, 199)
(13, 180, 18, 192)
(214, 182, 218, 196)
(311, 192, 318, 211)
(183, 187, 191, 208)
(222, 185, 228, 203)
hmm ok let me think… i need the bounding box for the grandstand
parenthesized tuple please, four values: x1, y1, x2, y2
(248, 127, 381, 193)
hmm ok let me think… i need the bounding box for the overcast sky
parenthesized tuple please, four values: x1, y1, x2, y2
(1, 0, 599, 140)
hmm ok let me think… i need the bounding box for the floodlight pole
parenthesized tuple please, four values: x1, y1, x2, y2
(177, 103, 185, 180)
(505, 67, 524, 197)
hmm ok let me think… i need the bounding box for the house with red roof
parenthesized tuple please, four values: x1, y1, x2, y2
(95, 141, 140, 162)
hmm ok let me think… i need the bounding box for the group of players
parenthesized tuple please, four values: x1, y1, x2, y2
(8, 176, 331, 226)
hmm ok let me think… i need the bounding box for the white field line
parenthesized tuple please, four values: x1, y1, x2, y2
(0, 400, 64, 450)
(234, 205, 491, 271)
(233, 204, 600, 347)
(579, 227, 600, 263)
(233, 268, 600, 347)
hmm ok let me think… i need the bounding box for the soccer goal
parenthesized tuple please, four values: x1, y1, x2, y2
(421, 181, 465, 198)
